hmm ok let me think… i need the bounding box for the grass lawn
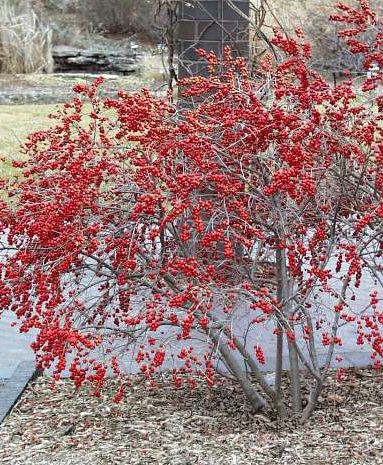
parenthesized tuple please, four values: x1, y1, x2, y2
(0, 103, 59, 178)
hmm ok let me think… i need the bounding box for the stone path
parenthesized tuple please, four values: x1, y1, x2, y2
(0, 280, 380, 380)
(0, 312, 38, 423)
(0, 361, 39, 423)
(0, 311, 36, 379)
(0, 235, 382, 379)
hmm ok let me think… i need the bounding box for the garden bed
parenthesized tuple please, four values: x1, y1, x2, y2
(0, 368, 382, 465)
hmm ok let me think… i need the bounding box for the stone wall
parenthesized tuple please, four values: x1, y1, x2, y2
(52, 44, 140, 74)
(177, 0, 249, 78)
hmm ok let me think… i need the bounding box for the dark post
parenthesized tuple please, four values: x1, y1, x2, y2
(177, 0, 250, 78)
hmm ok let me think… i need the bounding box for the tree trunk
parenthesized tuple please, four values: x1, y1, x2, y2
(209, 328, 268, 411)
(276, 248, 302, 413)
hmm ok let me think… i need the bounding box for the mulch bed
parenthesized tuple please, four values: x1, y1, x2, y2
(0, 368, 382, 465)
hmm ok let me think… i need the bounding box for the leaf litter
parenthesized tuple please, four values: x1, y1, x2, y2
(0, 368, 383, 465)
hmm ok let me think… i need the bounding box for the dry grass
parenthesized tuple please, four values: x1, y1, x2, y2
(0, 369, 383, 465)
(0, 103, 57, 178)
(0, 1, 53, 74)
(138, 51, 166, 83)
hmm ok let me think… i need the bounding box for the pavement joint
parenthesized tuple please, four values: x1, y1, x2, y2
(0, 361, 41, 424)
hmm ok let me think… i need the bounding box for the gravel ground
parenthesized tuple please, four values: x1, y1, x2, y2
(0, 369, 383, 465)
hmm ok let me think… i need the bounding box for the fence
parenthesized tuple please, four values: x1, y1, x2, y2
(177, 0, 250, 78)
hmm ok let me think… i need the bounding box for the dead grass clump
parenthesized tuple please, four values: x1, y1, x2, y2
(0, 1, 53, 74)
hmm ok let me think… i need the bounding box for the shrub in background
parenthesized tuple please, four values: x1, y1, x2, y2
(304, 0, 383, 77)
(76, 0, 165, 43)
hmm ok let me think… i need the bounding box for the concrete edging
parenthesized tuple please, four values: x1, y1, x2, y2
(0, 361, 41, 424)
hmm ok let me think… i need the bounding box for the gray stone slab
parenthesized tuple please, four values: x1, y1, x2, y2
(0, 233, 381, 380)
(0, 361, 40, 424)
(0, 311, 36, 379)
